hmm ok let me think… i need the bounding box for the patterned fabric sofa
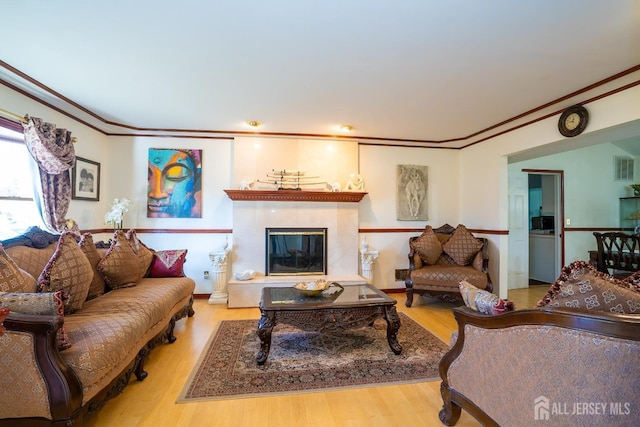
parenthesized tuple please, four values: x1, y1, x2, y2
(405, 224, 492, 306)
(0, 227, 195, 426)
(439, 261, 640, 426)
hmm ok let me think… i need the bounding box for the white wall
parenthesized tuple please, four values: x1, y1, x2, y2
(510, 142, 638, 264)
(3, 75, 640, 298)
(460, 82, 640, 298)
(358, 145, 459, 289)
(104, 136, 234, 294)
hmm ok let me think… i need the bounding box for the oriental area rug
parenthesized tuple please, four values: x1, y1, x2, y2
(177, 313, 450, 402)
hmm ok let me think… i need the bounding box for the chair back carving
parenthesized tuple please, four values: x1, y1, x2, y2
(593, 232, 640, 275)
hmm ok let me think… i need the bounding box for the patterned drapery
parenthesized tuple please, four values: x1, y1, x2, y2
(22, 116, 75, 233)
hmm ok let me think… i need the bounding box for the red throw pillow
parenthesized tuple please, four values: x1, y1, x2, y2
(148, 250, 188, 277)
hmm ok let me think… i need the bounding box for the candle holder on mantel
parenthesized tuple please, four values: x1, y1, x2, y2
(208, 242, 230, 305)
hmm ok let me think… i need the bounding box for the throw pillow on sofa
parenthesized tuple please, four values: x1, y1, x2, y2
(459, 280, 514, 314)
(442, 224, 483, 265)
(148, 249, 188, 277)
(78, 233, 106, 300)
(535, 260, 640, 314)
(410, 226, 442, 265)
(125, 229, 154, 277)
(0, 290, 71, 350)
(38, 232, 93, 314)
(0, 243, 37, 293)
(97, 231, 142, 289)
(622, 270, 640, 292)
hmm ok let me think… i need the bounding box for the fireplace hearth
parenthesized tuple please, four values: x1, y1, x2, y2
(266, 228, 327, 276)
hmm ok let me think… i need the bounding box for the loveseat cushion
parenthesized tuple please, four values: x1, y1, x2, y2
(0, 243, 37, 293)
(411, 226, 442, 265)
(38, 232, 93, 314)
(442, 224, 483, 265)
(536, 260, 640, 314)
(410, 265, 488, 290)
(61, 277, 195, 404)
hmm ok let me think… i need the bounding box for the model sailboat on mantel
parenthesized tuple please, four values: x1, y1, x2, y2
(257, 169, 326, 191)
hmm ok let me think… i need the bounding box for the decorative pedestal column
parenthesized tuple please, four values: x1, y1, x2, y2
(360, 250, 379, 284)
(208, 250, 229, 304)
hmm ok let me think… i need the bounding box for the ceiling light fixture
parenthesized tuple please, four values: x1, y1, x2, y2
(340, 124, 354, 132)
(246, 120, 262, 128)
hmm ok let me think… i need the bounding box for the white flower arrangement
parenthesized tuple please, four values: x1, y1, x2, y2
(105, 198, 131, 229)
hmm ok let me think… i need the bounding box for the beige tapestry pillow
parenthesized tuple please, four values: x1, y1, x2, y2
(459, 280, 514, 314)
(536, 260, 640, 314)
(38, 232, 93, 314)
(125, 229, 154, 278)
(442, 224, 483, 265)
(97, 231, 142, 289)
(0, 290, 71, 350)
(410, 226, 442, 265)
(78, 233, 106, 300)
(0, 243, 37, 293)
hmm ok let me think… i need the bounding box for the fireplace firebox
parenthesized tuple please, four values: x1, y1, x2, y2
(266, 228, 327, 275)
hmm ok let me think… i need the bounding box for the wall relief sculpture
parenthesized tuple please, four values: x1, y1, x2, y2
(396, 164, 428, 221)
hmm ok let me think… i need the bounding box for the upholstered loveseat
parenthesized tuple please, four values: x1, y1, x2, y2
(405, 224, 492, 306)
(0, 227, 195, 426)
(439, 261, 640, 426)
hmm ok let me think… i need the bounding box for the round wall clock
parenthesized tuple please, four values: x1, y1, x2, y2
(558, 104, 589, 137)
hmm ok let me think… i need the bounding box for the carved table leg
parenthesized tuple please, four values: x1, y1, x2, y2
(384, 305, 402, 354)
(256, 310, 275, 364)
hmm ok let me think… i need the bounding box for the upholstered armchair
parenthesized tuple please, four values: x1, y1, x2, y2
(405, 224, 492, 306)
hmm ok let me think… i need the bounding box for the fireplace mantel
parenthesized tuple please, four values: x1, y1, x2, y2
(224, 189, 367, 203)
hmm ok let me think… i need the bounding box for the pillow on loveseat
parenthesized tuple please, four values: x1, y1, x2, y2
(0, 243, 37, 293)
(410, 226, 442, 265)
(442, 225, 483, 265)
(38, 232, 93, 314)
(622, 270, 640, 292)
(78, 233, 106, 300)
(148, 249, 188, 277)
(459, 280, 514, 314)
(97, 231, 142, 289)
(0, 290, 71, 350)
(535, 260, 640, 314)
(125, 229, 154, 277)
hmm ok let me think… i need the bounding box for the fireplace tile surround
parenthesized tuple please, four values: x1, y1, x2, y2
(227, 137, 365, 307)
(228, 200, 364, 307)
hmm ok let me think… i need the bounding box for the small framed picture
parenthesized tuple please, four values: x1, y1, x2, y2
(72, 157, 100, 201)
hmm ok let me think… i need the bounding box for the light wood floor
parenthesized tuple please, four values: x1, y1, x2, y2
(83, 286, 549, 427)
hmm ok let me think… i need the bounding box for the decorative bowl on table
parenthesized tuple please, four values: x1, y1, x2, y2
(292, 279, 330, 296)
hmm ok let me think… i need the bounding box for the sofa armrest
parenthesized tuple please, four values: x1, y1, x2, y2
(0, 313, 82, 424)
(407, 237, 423, 271)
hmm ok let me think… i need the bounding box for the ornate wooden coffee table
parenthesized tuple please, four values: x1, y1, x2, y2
(256, 283, 402, 364)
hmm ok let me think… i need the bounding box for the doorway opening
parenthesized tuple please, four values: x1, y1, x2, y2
(525, 170, 564, 286)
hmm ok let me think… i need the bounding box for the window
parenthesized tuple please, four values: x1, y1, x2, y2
(0, 125, 45, 239)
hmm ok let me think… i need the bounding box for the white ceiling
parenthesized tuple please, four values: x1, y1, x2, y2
(1, 0, 639, 149)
